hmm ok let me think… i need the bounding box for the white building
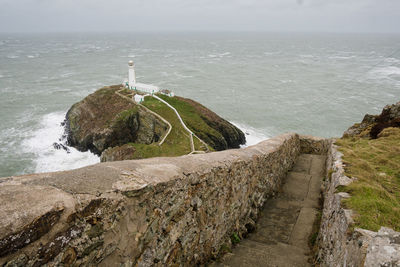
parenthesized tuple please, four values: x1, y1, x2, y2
(127, 60, 160, 94)
(134, 94, 145, 103)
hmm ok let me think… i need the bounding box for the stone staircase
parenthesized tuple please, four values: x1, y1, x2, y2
(210, 154, 326, 267)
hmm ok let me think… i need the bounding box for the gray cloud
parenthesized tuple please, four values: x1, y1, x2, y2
(0, 0, 399, 32)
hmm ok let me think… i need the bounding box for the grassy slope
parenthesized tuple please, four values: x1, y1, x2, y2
(128, 95, 197, 159)
(110, 93, 216, 159)
(156, 94, 221, 149)
(336, 128, 400, 231)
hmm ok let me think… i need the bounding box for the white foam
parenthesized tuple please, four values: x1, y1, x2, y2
(6, 55, 19, 59)
(220, 52, 231, 56)
(370, 66, 400, 79)
(299, 54, 315, 58)
(208, 52, 231, 58)
(231, 121, 270, 147)
(174, 72, 193, 78)
(22, 112, 99, 174)
(384, 57, 400, 64)
(329, 55, 356, 60)
(0, 127, 18, 153)
(280, 79, 293, 84)
(60, 72, 74, 78)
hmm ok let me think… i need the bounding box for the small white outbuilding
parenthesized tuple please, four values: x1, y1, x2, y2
(134, 94, 145, 103)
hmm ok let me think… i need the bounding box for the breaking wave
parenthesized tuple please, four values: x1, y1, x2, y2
(231, 121, 271, 147)
(22, 112, 99, 173)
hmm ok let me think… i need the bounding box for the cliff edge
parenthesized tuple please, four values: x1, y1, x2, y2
(343, 101, 400, 138)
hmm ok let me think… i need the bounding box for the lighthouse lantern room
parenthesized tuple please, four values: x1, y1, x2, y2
(126, 60, 160, 94)
(128, 60, 136, 88)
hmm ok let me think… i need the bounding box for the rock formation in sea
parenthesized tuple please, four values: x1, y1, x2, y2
(65, 85, 245, 161)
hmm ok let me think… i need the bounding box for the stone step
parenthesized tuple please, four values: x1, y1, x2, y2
(266, 198, 319, 209)
(291, 154, 313, 173)
(281, 172, 312, 201)
(289, 207, 318, 248)
(307, 154, 326, 199)
(250, 203, 300, 244)
(309, 155, 326, 177)
(213, 239, 310, 267)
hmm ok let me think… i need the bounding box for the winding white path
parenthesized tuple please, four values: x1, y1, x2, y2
(115, 88, 208, 154)
(151, 95, 209, 154)
(115, 89, 172, 146)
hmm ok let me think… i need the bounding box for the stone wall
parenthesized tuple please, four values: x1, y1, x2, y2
(299, 135, 331, 155)
(317, 141, 400, 267)
(316, 142, 367, 266)
(0, 133, 300, 267)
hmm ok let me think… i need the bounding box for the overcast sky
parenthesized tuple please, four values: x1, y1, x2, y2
(0, 0, 399, 33)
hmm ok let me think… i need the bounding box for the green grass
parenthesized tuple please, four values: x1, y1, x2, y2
(156, 94, 217, 150)
(336, 128, 400, 231)
(230, 232, 241, 244)
(193, 136, 205, 151)
(133, 95, 192, 158)
(110, 94, 214, 159)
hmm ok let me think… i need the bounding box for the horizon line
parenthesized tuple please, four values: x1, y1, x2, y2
(1, 30, 400, 35)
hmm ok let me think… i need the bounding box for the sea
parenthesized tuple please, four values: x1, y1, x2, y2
(0, 32, 399, 178)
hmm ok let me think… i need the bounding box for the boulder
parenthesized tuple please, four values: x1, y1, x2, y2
(343, 101, 400, 139)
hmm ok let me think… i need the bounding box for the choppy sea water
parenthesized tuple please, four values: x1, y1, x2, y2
(0, 32, 399, 178)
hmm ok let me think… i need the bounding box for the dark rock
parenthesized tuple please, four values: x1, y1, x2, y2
(34, 225, 83, 267)
(87, 223, 104, 239)
(343, 101, 400, 139)
(100, 144, 137, 162)
(370, 103, 400, 138)
(81, 241, 104, 257)
(3, 254, 28, 267)
(0, 207, 64, 257)
(65, 85, 167, 155)
(53, 142, 70, 153)
(174, 96, 246, 150)
(61, 247, 77, 265)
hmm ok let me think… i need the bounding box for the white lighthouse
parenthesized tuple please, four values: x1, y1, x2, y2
(128, 60, 136, 89)
(125, 60, 160, 94)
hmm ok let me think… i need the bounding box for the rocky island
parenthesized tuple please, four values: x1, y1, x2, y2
(65, 85, 246, 162)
